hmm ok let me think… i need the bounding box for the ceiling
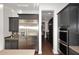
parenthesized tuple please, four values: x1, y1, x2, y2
(4, 3, 67, 20)
(42, 11, 53, 21)
(4, 3, 39, 13)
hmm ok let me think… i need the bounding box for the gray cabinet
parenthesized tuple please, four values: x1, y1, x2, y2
(58, 6, 70, 27)
(5, 40, 11, 49)
(9, 17, 19, 32)
(58, 3, 79, 55)
(69, 6, 78, 32)
(5, 40, 18, 49)
(61, 10, 64, 26)
(58, 13, 60, 27)
(63, 6, 70, 26)
(69, 32, 79, 46)
(58, 4, 79, 32)
(58, 12, 62, 27)
(77, 7, 79, 32)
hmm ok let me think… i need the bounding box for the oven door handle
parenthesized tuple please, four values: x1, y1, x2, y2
(60, 30, 68, 32)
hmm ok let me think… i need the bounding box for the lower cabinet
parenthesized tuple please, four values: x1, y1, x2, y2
(5, 40, 18, 49)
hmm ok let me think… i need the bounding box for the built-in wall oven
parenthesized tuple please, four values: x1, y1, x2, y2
(59, 43, 68, 54)
(59, 27, 69, 45)
(59, 26, 69, 55)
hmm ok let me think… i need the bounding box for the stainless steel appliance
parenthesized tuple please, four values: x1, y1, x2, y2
(59, 27, 69, 44)
(19, 19, 38, 49)
(59, 26, 69, 55)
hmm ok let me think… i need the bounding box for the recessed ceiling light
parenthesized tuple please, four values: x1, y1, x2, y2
(48, 12, 52, 15)
(11, 9, 15, 12)
(18, 10, 23, 13)
(0, 4, 3, 8)
(17, 4, 29, 7)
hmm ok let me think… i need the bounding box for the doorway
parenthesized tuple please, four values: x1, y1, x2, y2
(42, 10, 53, 55)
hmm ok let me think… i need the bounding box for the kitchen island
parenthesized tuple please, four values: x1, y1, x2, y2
(0, 49, 35, 55)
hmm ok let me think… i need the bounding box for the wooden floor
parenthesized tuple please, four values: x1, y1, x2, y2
(35, 39, 53, 55)
(42, 39, 53, 55)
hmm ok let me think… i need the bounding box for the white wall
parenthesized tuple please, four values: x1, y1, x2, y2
(4, 5, 12, 37)
(0, 4, 4, 50)
(39, 3, 68, 54)
(3, 5, 19, 37)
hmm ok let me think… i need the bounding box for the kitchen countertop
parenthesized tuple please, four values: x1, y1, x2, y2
(5, 38, 18, 40)
(0, 49, 35, 55)
(5, 36, 19, 40)
(69, 46, 79, 53)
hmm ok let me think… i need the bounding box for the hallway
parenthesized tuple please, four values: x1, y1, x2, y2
(42, 39, 53, 55)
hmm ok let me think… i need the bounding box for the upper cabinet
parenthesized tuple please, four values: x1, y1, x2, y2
(58, 3, 79, 32)
(63, 6, 70, 27)
(9, 17, 19, 32)
(58, 5, 70, 27)
(58, 11, 62, 27)
(77, 7, 79, 32)
(69, 5, 78, 32)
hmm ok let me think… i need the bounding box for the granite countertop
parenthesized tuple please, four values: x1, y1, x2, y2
(5, 36, 19, 40)
(69, 46, 79, 53)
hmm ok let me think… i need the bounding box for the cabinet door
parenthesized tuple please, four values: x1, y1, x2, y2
(63, 7, 70, 27)
(61, 11, 64, 26)
(77, 7, 79, 32)
(69, 32, 79, 46)
(69, 6, 78, 32)
(59, 12, 63, 27)
(58, 6, 70, 27)
(58, 14, 61, 27)
(9, 19, 13, 31)
(58, 12, 63, 27)
(5, 40, 11, 49)
(9, 18, 19, 32)
(11, 40, 18, 49)
(5, 40, 18, 49)
(13, 19, 19, 32)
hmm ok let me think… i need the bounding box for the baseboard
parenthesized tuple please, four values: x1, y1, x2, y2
(52, 50, 59, 55)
